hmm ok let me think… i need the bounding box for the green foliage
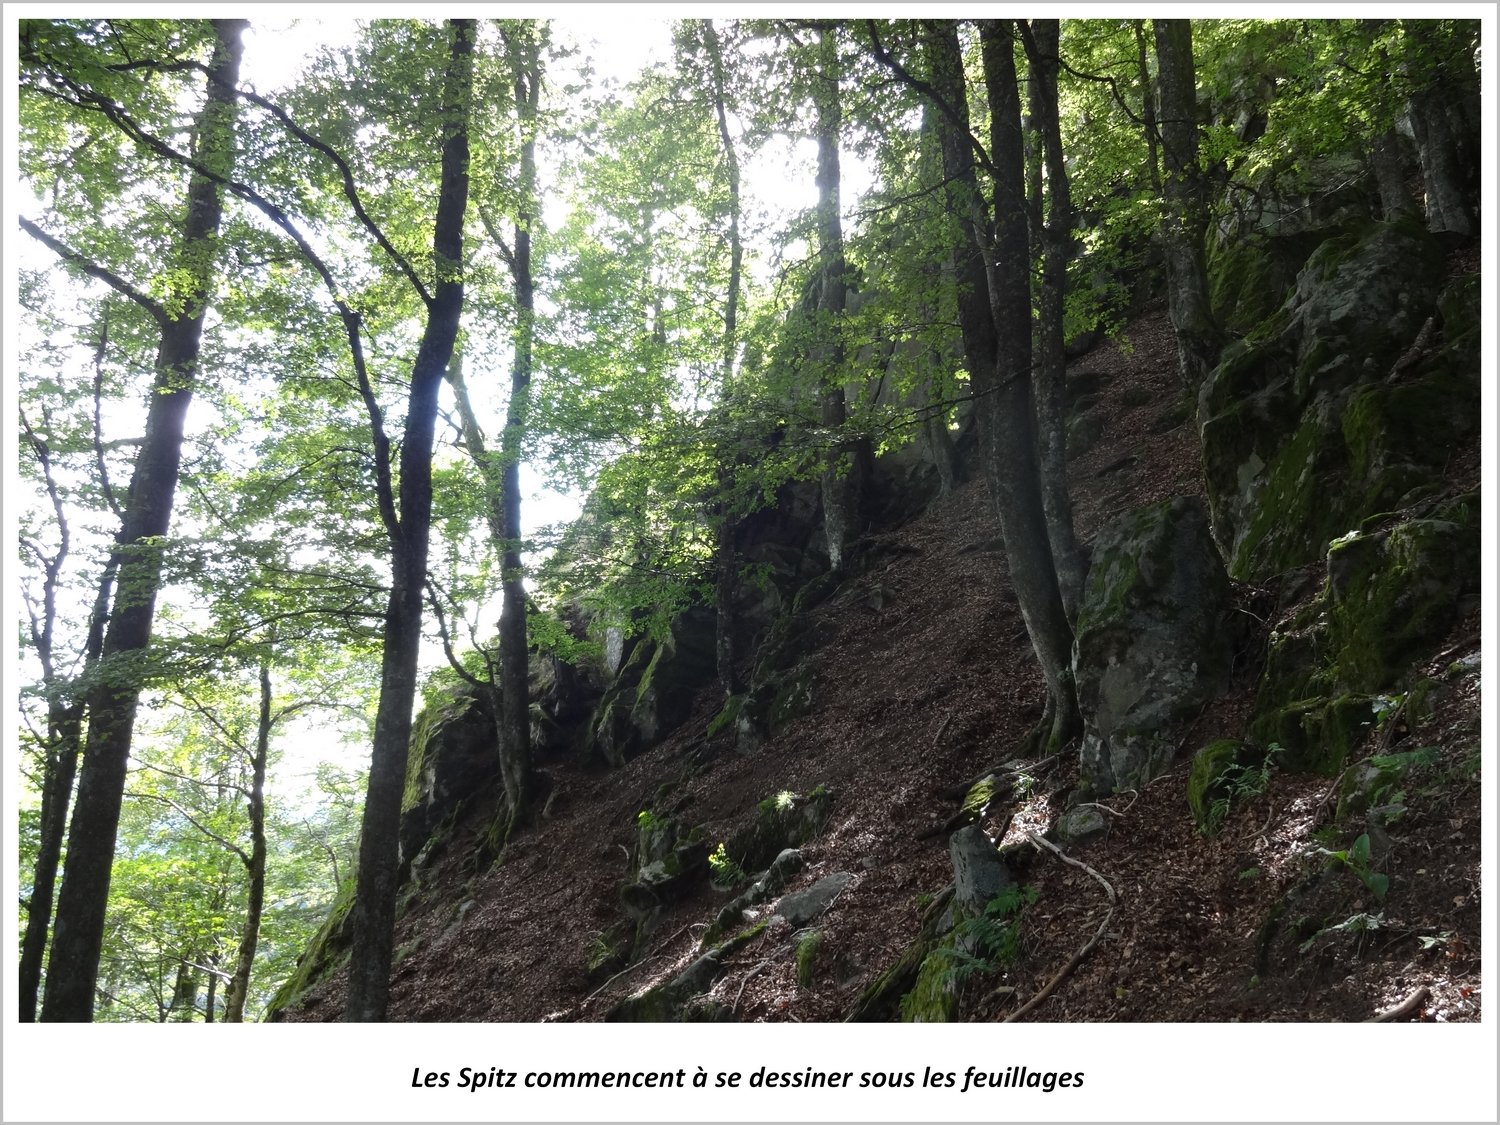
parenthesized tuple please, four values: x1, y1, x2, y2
(1316, 834, 1389, 902)
(707, 842, 749, 889)
(900, 885, 1038, 1019)
(1202, 745, 1281, 836)
(1298, 910, 1385, 954)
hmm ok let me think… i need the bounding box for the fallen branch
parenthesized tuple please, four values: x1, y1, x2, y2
(733, 941, 793, 1013)
(1001, 833, 1117, 1023)
(931, 712, 953, 750)
(583, 954, 665, 1004)
(939, 753, 1059, 801)
(1365, 985, 1430, 1023)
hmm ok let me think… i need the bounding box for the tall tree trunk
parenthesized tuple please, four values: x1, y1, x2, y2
(812, 26, 866, 574)
(1152, 18, 1221, 391)
(907, 19, 1078, 753)
(1403, 20, 1476, 236)
(1021, 19, 1084, 618)
(494, 23, 541, 837)
(345, 18, 474, 1023)
(41, 20, 247, 1022)
(1133, 20, 1162, 194)
(19, 493, 117, 1021)
(974, 19, 1079, 751)
(703, 19, 745, 698)
(222, 661, 271, 1023)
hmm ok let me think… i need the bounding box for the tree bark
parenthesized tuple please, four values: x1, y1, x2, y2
(812, 26, 867, 574)
(1021, 19, 1084, 619)
(19, 429, 118, 1021)
(494, 23, 541, 837)
(222, 661, 271, 1023)
(912, 19, 1078, 753)
(345, 17, 474, 1023)
(703, 19, 745, 699)
(1152, 18, 1221, 391)
(41, 20, 247, 1022)
(1403, 20, 1476, 236)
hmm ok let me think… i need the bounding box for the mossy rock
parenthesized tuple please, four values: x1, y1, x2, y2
(1187, 739, 1250, 832)
(1198, 220, 1466, 581)
(1325, 513, 1480, 694)
(723, 786, 833, 874)
(901, 937, 963, 1022)
(1251, 693, 1377, 775)
(1335, 744, 1440, 823)
(796, 929, 824, 987)
(264, 876, 357, 1020)
(399, 687, 498, 877)
(1073, 496, 1234, 793)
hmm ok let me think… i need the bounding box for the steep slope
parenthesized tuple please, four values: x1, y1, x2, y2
(274, 259, 1481, 1023)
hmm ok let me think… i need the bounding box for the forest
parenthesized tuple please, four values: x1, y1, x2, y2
(14, 15, 1483, 1034)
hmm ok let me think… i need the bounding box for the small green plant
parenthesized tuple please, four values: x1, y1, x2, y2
(707, 842, 749, 888)
(1204, 745, 1281, 835)
(902, 885, 1039, 1019)
(1238, 866, 1262, 882)
(1418, 931, 1452, 952)
(1316, 833, 1389, 901)
(1299, 910, 1385, 954)
(913, 891, 935, 910)
(636, 809, 662, 832)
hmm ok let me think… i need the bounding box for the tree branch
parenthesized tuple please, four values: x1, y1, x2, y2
(18, 216, 168, 327)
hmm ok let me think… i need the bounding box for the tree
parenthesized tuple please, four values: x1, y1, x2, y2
(344, 17, 476, 1023)
(1152, 18, 1221, 389)
(24, 18, 249, 1022)
(1020, 19, 1084, 617)
(808, 23, 866, 575)
(868, 18, 1080, 753)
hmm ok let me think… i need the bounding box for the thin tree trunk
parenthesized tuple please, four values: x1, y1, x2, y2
(19, 494, 118, 1021)
(345, 18, 474, 1023)
(1403, 20, 1476, 236)
(1021, 19, 1084, 618)
(495, 23, 541, 837)
(896, 19, 1077, 753)
(975, 18, 1079, 752)
(222, 662, 271, 1023)
(41, 20, 247, 1022)
(1133, 21, 1162, 194)
(1152, 18, 1220, 391)
(703, 18, 745, 699)
(812, 26, 866, 574)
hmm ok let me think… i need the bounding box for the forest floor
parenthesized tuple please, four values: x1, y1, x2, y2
(282, 304, 1482, 1025)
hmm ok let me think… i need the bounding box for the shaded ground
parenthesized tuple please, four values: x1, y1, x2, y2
(280, 305, 1481, 1025)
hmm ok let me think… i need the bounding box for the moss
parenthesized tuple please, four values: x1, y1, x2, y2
(901, 938, 961, 1023)
(1232, 410, 1347, 580)
(1252, 693, 1376, 775)
(960, 775, 998, 822)
(1326, 517, 1479, 693)
(1186, 740, 1246, 831)
(264, 876, 357, 1019)
(707, 693, 744, 738)
(795, 929, 824, 987)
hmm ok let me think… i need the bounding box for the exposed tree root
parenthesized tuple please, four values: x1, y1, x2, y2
(1366, 985, 1430, 1023)
(1000, 832, 1116, 1023)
